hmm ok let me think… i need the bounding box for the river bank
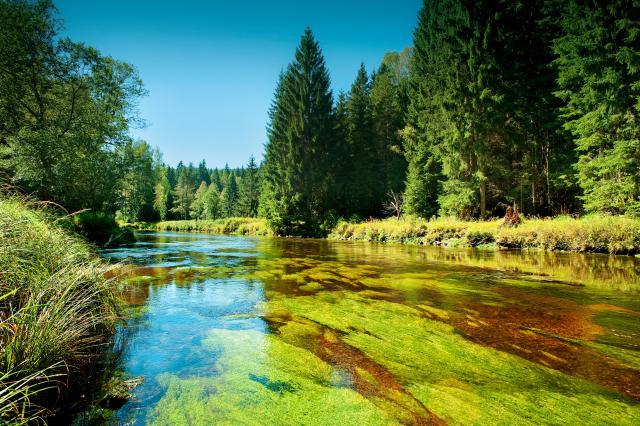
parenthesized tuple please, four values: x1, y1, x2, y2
(0, 198, 120, 424)
(127, 214, 640, 255)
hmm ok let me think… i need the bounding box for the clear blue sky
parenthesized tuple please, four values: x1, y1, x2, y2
(56, 0, 422, 168)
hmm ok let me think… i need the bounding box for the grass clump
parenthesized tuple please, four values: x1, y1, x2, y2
(131, 217, 271, 236)
(0, 197, 119, 423)
(329, 215, 640, 254)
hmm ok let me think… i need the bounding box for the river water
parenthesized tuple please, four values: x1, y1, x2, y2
(100, 231, 640, 425)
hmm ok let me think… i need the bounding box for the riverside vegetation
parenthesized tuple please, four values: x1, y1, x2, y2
(0, 197, 120, 423)
(1, 0, 640, 424)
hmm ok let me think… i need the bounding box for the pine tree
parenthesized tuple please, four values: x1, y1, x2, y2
(197, 160, 211, 185)
(260, 28, 335, 236)
(237, 156, 260, 217)
(220, 172, 238, 217)
(554, 0, 640, 215)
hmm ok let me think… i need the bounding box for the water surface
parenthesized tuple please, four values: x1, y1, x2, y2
(102, 232, 640, 425)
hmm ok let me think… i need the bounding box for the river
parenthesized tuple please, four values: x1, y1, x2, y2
(100, 231, 640, 425)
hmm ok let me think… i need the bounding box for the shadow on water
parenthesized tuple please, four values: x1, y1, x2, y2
(100, 232, 640, 424)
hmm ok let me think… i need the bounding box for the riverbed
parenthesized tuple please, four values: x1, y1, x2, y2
(101, 232, 640, 425)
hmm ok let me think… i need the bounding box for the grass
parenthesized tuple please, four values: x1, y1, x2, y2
(128, 217, 272, 236)
(329, 214, 640, 254)
(0, 197, 119, 424)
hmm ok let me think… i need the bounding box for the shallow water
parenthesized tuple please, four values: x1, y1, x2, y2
(101, 232, 640, 425)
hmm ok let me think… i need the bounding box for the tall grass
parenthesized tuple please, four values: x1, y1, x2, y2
(130, 217, 271, 236)
(329, 215, 640, 254)
(0, 197, 119, 423)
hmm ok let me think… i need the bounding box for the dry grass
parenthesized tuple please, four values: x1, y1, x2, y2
(329, 215, 640, 254)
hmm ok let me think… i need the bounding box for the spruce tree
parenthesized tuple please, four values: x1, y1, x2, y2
(260, 28, 334, 236)
(345, 64, 377, 217)
(237, 156, 260, 217)
(220, 172, 238, 217)
(554, 0, 640, 215)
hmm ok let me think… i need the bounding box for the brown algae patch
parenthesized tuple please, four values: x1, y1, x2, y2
(273, 318, 443, 425)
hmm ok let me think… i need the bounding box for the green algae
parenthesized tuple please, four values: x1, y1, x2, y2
(148, 329, 398, 426)
(269, 291, 640, 425)
(107, 232, 640, 424)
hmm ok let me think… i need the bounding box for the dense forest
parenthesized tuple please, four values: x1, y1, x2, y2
(1, 0, 639, 237)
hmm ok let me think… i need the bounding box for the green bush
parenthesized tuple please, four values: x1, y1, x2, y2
(73, 212, 135, 246)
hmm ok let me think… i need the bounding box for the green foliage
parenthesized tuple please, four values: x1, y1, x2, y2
(0, 196, 119, 423)
(153, 167, 171, 221)
(260, 29, 335, 236)
(554, 1, 640, 215)
(117, 140, 158, 223)
(236, 156, 260, 217)
(171, 168, 195, 220)
(73, 211, 135, 246)
(144, 217, 271, 236)
(190, 181, 208, 219)
(220, 173, 239, 218)
(0, 0, 145, 212)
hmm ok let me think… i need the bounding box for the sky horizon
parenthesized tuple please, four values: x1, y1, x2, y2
(56, 0, 422, 168)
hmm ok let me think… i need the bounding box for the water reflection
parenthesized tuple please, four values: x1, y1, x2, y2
(104, 233, 640, 425)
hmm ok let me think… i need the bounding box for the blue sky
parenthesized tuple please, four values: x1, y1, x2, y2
(57, 0, 421, 168)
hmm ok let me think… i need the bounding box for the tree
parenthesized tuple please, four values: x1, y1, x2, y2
(371, 49, 410, 198)
(220, 172, 238, 217)
(190, 181, 208, 219)
(117, 140, 155, 222)
(260, 28, 335, 236)
(202, 183, 221, 219)
(197, 160, 211, 185)
(154, 166, 172, 221)
(344, 64, 378, 216)
(0, 0, 145, 212)
(554, 0, 640, 215)
(171, 168, 194, 219)
(237, 156, 260, 217)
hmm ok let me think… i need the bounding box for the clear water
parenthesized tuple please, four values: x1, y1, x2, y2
(101, 232, 640, 425)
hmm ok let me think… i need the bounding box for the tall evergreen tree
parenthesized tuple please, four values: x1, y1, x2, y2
(260, 28, 335, 236)
(221, 172, 239, 217)
(371, 50, 410, 204)
(344, 64, 378, 216)
(237, 156, 260, 217)
(554, 0, 640, 215)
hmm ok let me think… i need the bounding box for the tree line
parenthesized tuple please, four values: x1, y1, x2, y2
(0, 0, 260, 223)
(260, 0, 639, 235)
(1, 0, 638, 238)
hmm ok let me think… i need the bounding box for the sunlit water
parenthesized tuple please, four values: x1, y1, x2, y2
(101, 232, 640, 425)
